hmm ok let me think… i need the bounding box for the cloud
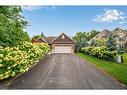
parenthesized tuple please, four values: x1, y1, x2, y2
(93, 9, 125, 23)
(22, 6, 56, 11)
(22, 5, 43, 11)
(119, 21, 126, 24)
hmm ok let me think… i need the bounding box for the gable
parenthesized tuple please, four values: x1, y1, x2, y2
(38, 38, 47, 43)
(115, 30, 127, 36)
(51, 33, 75, 44)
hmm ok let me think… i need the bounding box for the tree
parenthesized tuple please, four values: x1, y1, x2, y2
(106, 32, 117, 51)
(77, 38, 88, 51)
(73, 32, 87, 42)
(89, 39, 95, 47)
(0, 6, 30, 47)
(87, 30, 99, 41)
(73, 30, 99, 51)
(73, 32, 88, 52)
(94, 38, 107, 47)
(32, 35, 43, 39)
(41, 32, 46, 38)
(32, 32, 46, 40)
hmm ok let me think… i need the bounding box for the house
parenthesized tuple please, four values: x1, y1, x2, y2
(114, 28, 127, 50)
(32, 38, 47, 44)
(94, 29, 110, 39)
(35, 33, 75, 53)
(90, 28, 127, 50)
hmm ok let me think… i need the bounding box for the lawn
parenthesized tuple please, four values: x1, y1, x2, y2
(77, 52, 127, 86)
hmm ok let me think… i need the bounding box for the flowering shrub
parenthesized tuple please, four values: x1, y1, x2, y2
(81, 46, 117, 61)
(0, 42, 50, 80)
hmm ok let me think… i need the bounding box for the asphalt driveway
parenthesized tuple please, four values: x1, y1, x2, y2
(8, 54, 126, 89)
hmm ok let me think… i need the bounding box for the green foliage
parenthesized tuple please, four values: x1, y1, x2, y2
(90, 38, 107, 47)
(106, 32, 117, 51)
(73, 30, 99, 42)
(41, 32, 45, 38)
(75, 38, 88, 52)
(73, 30, 99, 51)
(32, 35, 43, 39)
(73, 32, 87, 42)
(0, 42, 50, 80)
(0, 6, 30, 47)
(81, 46, 117, 61)
(87, 30, 100, 41)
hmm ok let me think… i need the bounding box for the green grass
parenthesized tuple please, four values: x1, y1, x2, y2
(77, 52, 127, 86)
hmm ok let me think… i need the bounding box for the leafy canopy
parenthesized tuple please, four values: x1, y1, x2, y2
(32, 32, 46, 40)
(72, 30, 99, 51)
(0, 6, 30, 47)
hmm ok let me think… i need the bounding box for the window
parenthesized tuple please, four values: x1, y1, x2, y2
(119, 36, 125, 41)
(62, 35, 65, 39)
(119, 44, 125, 50)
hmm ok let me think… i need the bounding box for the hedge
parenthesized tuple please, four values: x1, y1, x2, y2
(81, 46, 117, 61)
(0, 42, 50, 80)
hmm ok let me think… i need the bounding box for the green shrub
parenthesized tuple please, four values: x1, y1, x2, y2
(81, 46, 117, 61)
(0, 42, 50, 80)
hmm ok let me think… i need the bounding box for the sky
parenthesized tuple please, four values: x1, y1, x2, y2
(22, 6, 127, 37)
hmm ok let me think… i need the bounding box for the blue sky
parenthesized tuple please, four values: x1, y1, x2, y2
(22, 6, 127, 37)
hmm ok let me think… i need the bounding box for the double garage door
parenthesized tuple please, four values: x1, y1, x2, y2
(53, 46, 73, 53)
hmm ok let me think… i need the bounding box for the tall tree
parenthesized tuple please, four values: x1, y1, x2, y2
(106, 32, 117, 51)
(32, 35, 43, 39)
(73, 32, 88, 51)
(32, 32, 46, 40)
(87, 30, 99, 41)
(77, 38, 88, 51)
(41, 32, 46, 38)
(73, 32, 87, 42)
(0, 6, 30, 47)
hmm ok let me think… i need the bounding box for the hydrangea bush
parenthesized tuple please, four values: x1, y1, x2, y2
(0, 42, 50, 80)
(81, 46, 117, 61)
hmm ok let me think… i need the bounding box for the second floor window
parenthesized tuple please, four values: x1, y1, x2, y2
(119, 36, 125, 41)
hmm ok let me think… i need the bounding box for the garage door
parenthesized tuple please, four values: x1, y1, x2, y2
(53, 46, 72, 53)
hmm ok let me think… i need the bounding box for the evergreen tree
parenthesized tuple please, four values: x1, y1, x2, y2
(41, 32, 46, 38)
(89, 39, 96, 47)
(78, 38, 88, 51)
(106, 32, 116, 51)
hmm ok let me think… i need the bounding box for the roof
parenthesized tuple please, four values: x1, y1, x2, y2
(113, 28, 127, 36)
(90, 28, 127, 42)
(44, 36, 57, 43)
(51, 33, 75, 44)
(38, 38, 47, 43)
(31, 38, 47, 43)
(94, 29, 110, 39)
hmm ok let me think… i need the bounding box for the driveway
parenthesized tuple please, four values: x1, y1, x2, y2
(8, 54, 126, 89)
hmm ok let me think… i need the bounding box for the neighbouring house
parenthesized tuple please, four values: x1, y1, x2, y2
(32, 38, 47, 43)
(93, 29, 110, 39)
(89, 28, 127, 50)
(33, 33, 75, 53)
